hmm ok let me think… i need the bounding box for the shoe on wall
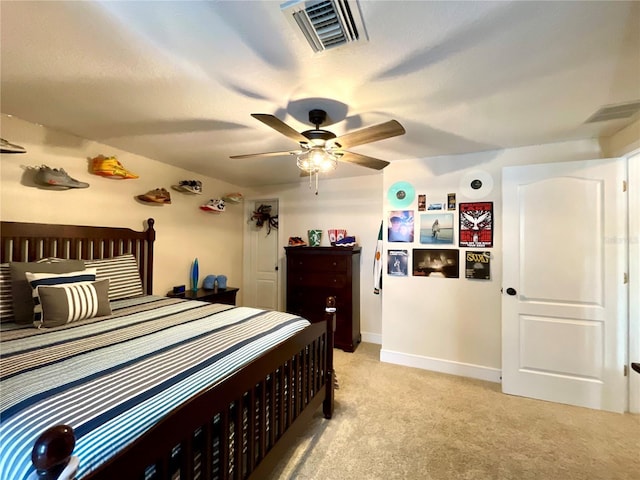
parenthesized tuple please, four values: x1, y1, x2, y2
(1, 138, 26, 154)
(136, 188, 171, 204)
(34, 165, 89, 189)
(172, 180, 203, 194)
(200, 198, 226, 213)
(91, 155, 138, 179)
(222, 192, 243, 204)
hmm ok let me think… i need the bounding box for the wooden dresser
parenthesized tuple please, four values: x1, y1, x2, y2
(285, 246, 361, 352)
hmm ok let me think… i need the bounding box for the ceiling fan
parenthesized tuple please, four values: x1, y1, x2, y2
(230, 109, 406, 174)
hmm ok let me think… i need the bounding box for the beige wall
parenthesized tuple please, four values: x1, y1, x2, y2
(0, 115, 246, 300)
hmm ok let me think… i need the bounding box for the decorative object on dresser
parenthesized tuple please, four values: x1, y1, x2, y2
(307, 229, 322, 246)
(203, 274, 217, 289)
(191, 257, 199, 291)
(286, 246, 361, 352)
(167, 286, 239, 306)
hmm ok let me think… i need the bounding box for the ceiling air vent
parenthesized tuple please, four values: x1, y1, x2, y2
(585, 100, 640, 123)
(281, 0, 368, 53)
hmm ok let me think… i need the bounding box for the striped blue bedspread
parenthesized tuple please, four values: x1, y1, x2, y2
(0, 296, 310, 480)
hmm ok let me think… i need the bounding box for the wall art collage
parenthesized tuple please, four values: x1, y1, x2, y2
(386, 177, 493, 280)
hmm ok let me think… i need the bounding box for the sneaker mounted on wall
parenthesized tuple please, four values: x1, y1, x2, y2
(222, 192, 243, 204)
(199, 198, 226, 213)
(90, 155, 139, 179)
(34, 165, 90, 189)
(172, 180, 203, 194)
(1, 138, 26, 154)
(136, 188, 171, 204)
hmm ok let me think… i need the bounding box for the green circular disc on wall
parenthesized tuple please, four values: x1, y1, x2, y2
(387, 181, 415, 208)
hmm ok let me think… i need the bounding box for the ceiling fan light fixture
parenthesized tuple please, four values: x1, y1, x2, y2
(297, 147, 338, 173)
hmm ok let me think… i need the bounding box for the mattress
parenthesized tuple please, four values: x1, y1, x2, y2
(0, 296, 310, 480)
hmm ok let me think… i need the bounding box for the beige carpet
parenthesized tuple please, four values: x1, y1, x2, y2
(267, 343, 640, 480)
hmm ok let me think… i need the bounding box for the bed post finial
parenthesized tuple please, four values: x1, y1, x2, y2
(31, 424, 77, 480)
(323, 296, 336, 419)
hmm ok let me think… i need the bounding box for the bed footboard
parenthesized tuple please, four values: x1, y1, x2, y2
(29, 299, 335, 480)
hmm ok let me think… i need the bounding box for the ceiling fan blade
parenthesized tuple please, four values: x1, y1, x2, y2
(251, 114, 309, 144)
(337, 151, 391, 170)
(230, 150, 299, 159)
(331, 120, 405, 149)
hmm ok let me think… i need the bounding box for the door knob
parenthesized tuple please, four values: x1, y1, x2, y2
(506, 287, 517, 296)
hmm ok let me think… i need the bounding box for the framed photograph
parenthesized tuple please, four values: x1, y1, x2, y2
(419, 213, 454, 245)
(388, 250, 408, 276)
(465, 251, 491, 279)
(388, 210, 414, 243)
(412, 249, 459, 278)
(447, 193, 456, 210)
(418, 194, 426, 211)
(459, 202, 493, 248)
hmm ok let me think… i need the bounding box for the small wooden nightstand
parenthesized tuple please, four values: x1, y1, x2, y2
(167, 287, 239, 306)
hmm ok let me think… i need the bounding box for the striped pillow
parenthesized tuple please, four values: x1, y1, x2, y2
(0, 263, 13, 322)
(32, 279, 112, 328)
(84, 254, 144, 300)
(25, 269, 97, 324)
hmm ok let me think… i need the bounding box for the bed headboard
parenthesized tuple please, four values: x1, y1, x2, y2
(0, 218, 156, 294)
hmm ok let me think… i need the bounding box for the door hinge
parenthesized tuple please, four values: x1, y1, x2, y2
(622, 180, 627, 192)
(624, 272, 628, 284)
(624, 364, 628, 376)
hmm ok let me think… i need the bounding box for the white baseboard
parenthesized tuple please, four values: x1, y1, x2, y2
(361, 331, 381, 345)
(379, 348, 502, 383)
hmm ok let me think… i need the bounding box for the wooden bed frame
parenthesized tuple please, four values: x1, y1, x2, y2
(0, 218, 335, 480)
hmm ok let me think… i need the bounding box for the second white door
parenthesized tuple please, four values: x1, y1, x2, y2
(502, 158, 628, 413)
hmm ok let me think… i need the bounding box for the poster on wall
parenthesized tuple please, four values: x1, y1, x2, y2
(464, 251, 491, 279)
(419, 213, 454, 245)
(388, 210, 414, 242)
(418, 194, 426, 211)
(388, 250, 408, 276)
(412, 249, 459, 278)
(447, 193, 456, 210)
(459, 202, 493, 248)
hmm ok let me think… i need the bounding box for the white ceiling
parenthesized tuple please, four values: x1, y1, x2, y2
(1, 1, 639, 187)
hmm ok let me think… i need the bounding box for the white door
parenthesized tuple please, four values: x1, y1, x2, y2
(244, 199, 279, 310)
(502, 158, 628, 413)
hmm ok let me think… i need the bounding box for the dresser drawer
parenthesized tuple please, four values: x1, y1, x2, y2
(287, 288, 350, 309)
(288, 255, 349, 272)
(288, 272, 347, 288)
